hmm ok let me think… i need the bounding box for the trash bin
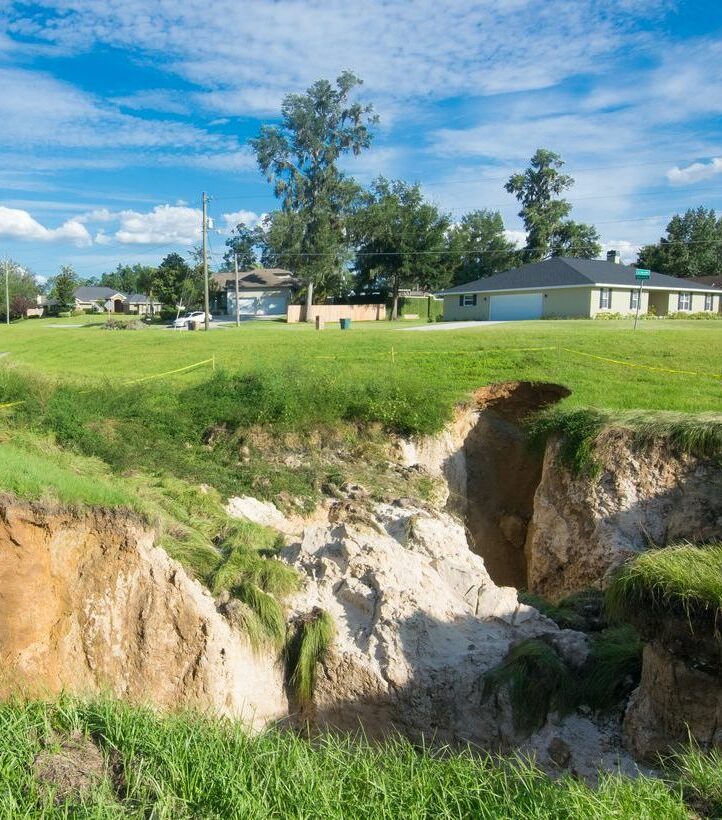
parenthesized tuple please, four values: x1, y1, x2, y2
(339, 317, 351, 330)
(188, 319, 198, 331)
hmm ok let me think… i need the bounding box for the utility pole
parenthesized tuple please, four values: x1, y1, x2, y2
(3, 259, 9, 327)
(202, 192, 210, 331)
(234, 254, 240, 327)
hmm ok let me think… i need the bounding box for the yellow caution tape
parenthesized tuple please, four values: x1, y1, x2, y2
(0, 400, 24, 409)
(122, 358, 215, 386)
(561, 348, 722, 380)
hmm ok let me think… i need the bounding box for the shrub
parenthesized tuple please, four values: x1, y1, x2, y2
(594, 311, 625, 320)
(666, 311, 721, 320)
(102, 317, 144, 330)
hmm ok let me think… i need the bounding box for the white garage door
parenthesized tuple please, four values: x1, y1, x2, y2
(256, 294, 288, 316)
(489, 292, 543, 321)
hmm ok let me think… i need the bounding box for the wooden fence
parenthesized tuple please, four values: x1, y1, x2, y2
(286, 304, 385, 323)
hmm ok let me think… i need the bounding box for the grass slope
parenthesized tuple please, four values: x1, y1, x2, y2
(0, 697, 695, 819)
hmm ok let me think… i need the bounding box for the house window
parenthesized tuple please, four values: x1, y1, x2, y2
(459, 294, 477, 307)
(629, 289, 640, 310)
(677, 292, 691, 311)
(599, 288, 611, 309)
(704, 294, 714, 311)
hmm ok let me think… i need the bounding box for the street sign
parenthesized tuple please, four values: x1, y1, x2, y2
(635, 269, 651, 280)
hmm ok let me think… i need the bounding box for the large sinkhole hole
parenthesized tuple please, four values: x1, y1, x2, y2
(457, 382, 570, 589)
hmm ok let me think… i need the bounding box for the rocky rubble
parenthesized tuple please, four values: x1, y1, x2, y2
(282, 499, 557, 746)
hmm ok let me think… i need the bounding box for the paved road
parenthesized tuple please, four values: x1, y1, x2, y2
(401, 320, 505, 331)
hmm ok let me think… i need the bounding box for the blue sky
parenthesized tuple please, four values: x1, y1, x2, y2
(1, 0, 721, 280)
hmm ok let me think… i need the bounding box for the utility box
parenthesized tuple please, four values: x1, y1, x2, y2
(315, 316, 325, 330)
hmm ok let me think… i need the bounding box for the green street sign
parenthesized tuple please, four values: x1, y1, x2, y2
(635, 269, 651, 280)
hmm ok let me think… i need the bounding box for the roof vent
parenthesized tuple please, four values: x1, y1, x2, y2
(607, 250, 621, 264)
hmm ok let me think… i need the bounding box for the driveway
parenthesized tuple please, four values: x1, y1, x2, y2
(401, 321, 505, 331)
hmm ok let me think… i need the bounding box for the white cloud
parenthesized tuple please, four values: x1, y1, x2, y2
(6, 1, 669, 115)
(222, 210, 264, 228)
(111, 89, 190, 115)
(666, 157, 722, 185)
(114, 204, 203, 245)
(504, 229, 526, 248)
(77, 207, 115, 223)
(600, 240, 641, 265)
(0, 206, 92, 246)
(0, 66, 251, 172)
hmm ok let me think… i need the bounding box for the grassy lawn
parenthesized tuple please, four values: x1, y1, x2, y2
(0, 316, 720, 413)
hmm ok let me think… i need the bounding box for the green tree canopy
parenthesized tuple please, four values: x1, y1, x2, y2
(505, 148, 600, 261)
(251, 72, 377, 309)
(352, 178, 451, 319)
(49, 264, 78, 311)
(101, 263, 157, 294)
(447, 210, 519, 285)
(549, 220, 602, 259)
(152, 253, 195, 309)
(0, 260, 39, 320)
(637, 207, 722, 278)
(223, 222, 260, 271)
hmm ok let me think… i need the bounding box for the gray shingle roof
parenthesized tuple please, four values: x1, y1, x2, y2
(74, 286, 126, 301)
(125, 293, 159, 304)
(439, 257, 721, 294)
(212, 268, 299, 290)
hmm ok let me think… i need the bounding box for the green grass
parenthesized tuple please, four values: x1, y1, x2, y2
(517, 589, 604, 631)
(287, 609, 335, 705)
(0, 696, 694, 819)
(482, 626, 643, 733)
(2, 320, 720, 510)
(482, 639, 569, 733)
(0, 431, 139, 509)
(1, 316, 720, 413)
(666, 743, 722, 816)
(228, 581, 287, 650)
(606, 542, 722, 629)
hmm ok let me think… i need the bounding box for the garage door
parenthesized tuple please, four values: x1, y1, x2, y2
(489, 292, 543, 321)
(256, 294, 288, 316)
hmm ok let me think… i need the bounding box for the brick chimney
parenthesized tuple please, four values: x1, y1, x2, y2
(607, 250, 621, 264)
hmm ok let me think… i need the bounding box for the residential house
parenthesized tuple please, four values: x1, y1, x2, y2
(212, 268, 299, 317)
(27, 287, 160, 317)
(438, 251, 722, 321)
(74, 286, 128, 313)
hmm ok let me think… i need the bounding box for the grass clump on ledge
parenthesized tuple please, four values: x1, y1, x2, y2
(0, 696, 694, 819)
(529, 406, 722, 475)
(606, 542, 722, 629)
(286, 608, 335, 705)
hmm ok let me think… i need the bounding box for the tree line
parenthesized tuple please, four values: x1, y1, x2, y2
(4, 72, 719, 320)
